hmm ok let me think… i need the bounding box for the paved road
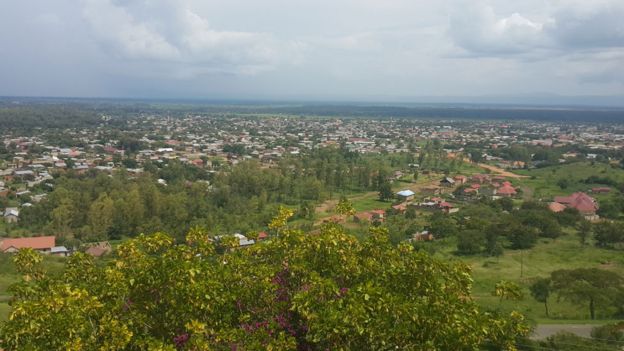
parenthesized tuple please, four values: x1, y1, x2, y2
(532, 324, 595, 340)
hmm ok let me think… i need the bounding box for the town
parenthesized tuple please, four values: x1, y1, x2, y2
(2, 102, 624, 348)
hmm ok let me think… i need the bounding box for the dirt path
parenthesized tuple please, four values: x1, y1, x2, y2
(476, 163, 528, 179)
(531, 324, 596, 340)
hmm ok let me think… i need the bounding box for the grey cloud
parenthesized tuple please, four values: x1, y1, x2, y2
(0, 0, 622, 100)
(547, 3, 624, 49)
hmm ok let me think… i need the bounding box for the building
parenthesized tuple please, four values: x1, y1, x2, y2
(85, 242, 112, 257)
(51, 246, 70, 257)
(3, 207, 19, 223)
(453, 175, 467, 185)
(552, 192, 599, 220)
(440, 177, 455, 187)
(396, 190, 415, 201)
(495, 181, 517, 197)
(0, 236, 56, 253)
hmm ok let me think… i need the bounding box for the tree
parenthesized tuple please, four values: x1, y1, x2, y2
(550, 268, 624, 320)
(378, 181, 393, 202)
(456, 230, 484, 255)
(529, 278, 551, 317)
(334, 196, 355, 216)
(428, 212, 458, 238)
(49, 198, 76, 237)
(88, 194, 115, 240)
(594, 222, 624, 248)
(405, 206, 417, 219)
(493, 281, 523, 303)
(484, 225, 504, 257)
(507, 223, 538, 250)
(577, 220, 592, 245)
(496, 197, 514, 212)
(557, 178, 570, 189)
(0, 225, 529, 350)
(468, 149, 483, 163)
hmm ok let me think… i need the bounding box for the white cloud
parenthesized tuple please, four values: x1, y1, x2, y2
(81, 0, 302, 76)
(449, 3, 553, 55)
(448, 0, 624, 57)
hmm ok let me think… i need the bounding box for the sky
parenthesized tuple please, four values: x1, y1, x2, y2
(1, 0, 623, 104)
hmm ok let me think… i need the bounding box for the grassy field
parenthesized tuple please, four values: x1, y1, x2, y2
(427, 234, 624, 323)
(0, 302, 9, 322)
(515, 162, 624, 200)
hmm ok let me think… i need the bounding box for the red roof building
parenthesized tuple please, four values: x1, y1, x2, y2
(548, 202, 567, 213)
(553, 192, 598, 215)
(496, 182, 517, 197)
(0, 236, 55, 253)
(591, 187, 611, 194)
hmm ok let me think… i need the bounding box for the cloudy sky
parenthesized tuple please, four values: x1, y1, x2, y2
(1, 0, 623, 103)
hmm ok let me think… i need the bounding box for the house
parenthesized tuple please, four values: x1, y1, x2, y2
(438, 201, 459, 214)
(591, 187, 611, 194)
(453, 175, 467, 185)
(396, 190, 415, 201)
(51, 246, 70, 257)
(214, 234, 255, 247)
(233, 233, 255, 247)
(3, 207, 19, 223)
(552, 192, 599, 220)
(85, 242, 112, 257)
(257, 231, 269, 241)
(421, 186, 442, 195)
(471, 174, 490, 184)
(0, 236, 56, 253)
(370, 209, 386, 222)
(440, 177, 455, 187)
(392, 202, 408, 213)
(548, 202, 567, 213)
(495, 181, 517, 197)
(411, 231, 434, 242)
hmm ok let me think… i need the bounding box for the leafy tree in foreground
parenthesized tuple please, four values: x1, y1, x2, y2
(0, 224, 528, 350)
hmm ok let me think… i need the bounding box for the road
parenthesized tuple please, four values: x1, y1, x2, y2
(476, 163, 528, 179)
(531, 324, 595, 340)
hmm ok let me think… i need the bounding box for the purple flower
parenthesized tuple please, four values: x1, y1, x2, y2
(173, 333, 189, 348)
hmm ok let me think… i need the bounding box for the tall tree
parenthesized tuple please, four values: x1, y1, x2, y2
(378, 181, 393, 202)
(88, 194, 115, 240)
(530, 278, 552, 317)
(551, 268, 624, 320)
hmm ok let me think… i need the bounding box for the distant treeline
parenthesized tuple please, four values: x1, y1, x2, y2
(226, 104, 624, 122)
(2, 97, 624, 124)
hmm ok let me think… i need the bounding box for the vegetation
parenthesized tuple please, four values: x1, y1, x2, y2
(0, 224, 529, 350)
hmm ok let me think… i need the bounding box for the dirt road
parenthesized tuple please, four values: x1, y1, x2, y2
(476, 163, 528, 179)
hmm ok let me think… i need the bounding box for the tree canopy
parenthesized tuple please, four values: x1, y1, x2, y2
(0, 225, 528, 350)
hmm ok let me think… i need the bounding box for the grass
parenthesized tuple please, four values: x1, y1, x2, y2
(0, 302, 9, 322)
(427, 234, 624, 323)
(515, 162, 624, 200)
